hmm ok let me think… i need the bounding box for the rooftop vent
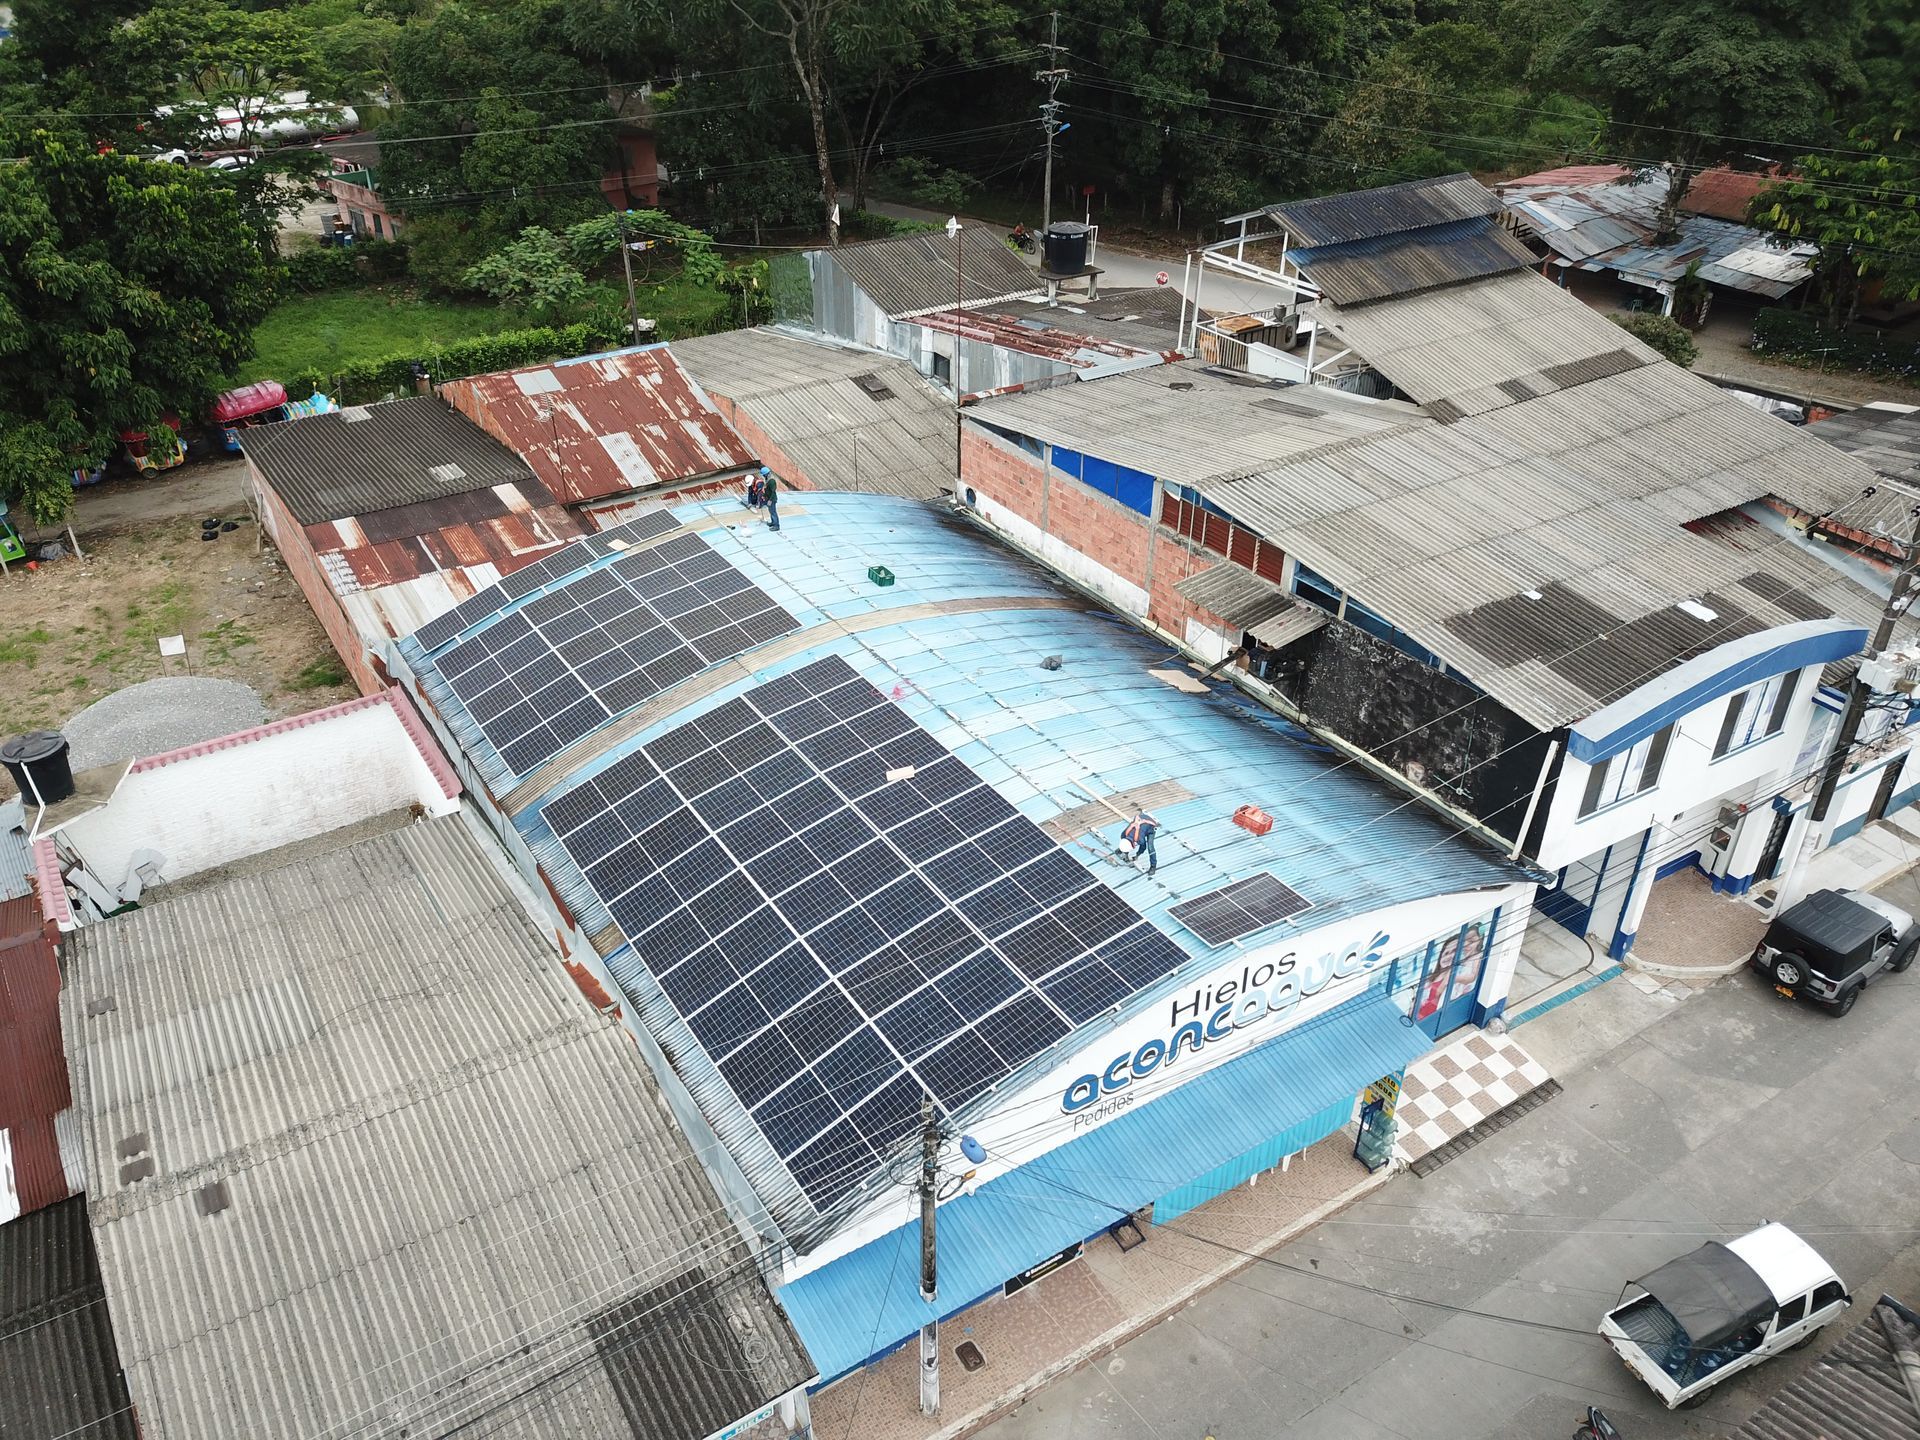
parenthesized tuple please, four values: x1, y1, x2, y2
(851, 372, 897, 401)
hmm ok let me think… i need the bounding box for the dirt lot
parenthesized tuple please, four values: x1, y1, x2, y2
(2, 463, 356, 741)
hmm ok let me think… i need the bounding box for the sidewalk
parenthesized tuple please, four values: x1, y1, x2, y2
(806, 1136, 1383, 1440)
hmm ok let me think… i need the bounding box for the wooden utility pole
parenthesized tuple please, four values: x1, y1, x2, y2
(918, 1098, 940, 1416)
(1037, 12, 1069, 234)
(616, 210, 642, 345)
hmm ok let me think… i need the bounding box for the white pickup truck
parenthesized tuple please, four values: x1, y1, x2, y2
(1599, 1223, 1851, 1409)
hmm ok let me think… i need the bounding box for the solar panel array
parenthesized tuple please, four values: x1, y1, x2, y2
(430, 520, 800, 775)
(544, 655, 1187, 1209)
(411, 510, 681, 652)
(1168, 872, 1313, 946)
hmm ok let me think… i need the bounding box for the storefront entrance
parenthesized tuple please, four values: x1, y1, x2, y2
(1407, 917, 1493, 1039)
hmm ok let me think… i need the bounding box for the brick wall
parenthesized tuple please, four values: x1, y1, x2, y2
(960, 424, 1242, 649)
(251, 463, 386, 696)
(705, 392, 816, 491)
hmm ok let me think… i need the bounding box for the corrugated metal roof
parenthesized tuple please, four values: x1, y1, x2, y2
(0, 1195, 138, 1440)
(1, 798, 29, 900)
(1260, 173, 1499, 247)
(1498, 171, 1813, 299)
(671, 328, 957, 500)
(1733, 1297, 1920, 1439)
(1810, 407, 1920, 483)
(1504, 163, 1776, 224)
(442, 344, 759, 503)
(1203, 361, 1890, 726)
(973, 361, 1429, 485)
(62, 815, 813, 1440)
(1316, 270, 1664, 418)
(1175, 563, 1293, 629)
(243, 395, 538, 526)
(401, 492, 1522, 1249)
(826, 228, 1038, 318)
(778, 989, 1431, 1380)
(1, 894, 75, 1221)
(1288, 215, 1536, 307)
(909, 306, 1172, 373)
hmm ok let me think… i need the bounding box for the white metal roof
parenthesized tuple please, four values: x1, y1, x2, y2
(1725, 1223, 1842, 1304)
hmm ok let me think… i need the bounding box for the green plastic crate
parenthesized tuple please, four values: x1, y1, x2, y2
(868, 565, 895, 587)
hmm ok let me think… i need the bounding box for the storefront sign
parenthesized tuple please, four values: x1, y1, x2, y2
(1060, 928, 1394, 1114)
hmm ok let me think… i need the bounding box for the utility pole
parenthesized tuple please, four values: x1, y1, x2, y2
(917, 1098, 941, 1416)
(1778, 497, 1920, 908)
(1037, 11, 1069, 234)
(616, 209, 642, 345)
(947, 216, 963, 481)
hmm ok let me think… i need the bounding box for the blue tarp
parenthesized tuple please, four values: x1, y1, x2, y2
(778, 989, 1431, 1382)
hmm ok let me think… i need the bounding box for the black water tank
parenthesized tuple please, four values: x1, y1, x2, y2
(1041, 221, 1091, 275)
(1, 731, 75, 805)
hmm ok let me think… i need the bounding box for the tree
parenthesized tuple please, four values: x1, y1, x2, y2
(1541, 0, 1866, 241)
(1612, 313, 1698, 367)
(463, 228, 592, 318)
(379, 0, 619, 282)
(0, 133, 276, 523)
(636, 0, 938, 246)
(1750, 141, 1920, 329)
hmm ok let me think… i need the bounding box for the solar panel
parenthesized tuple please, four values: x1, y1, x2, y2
(430, 522, 799, 776)
(1168, 872, 1313, 946)
(544, 654, 1187, 1211)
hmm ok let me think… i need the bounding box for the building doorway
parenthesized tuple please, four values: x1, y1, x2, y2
(1412, 919, 1491, 1039)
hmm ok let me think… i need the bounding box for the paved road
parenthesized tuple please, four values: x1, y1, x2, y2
(985, 869, 1920, 1440)
(868, 201, 1283, 316)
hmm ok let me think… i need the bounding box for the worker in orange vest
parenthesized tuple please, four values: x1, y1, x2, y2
(1122, 811, 1160, 875)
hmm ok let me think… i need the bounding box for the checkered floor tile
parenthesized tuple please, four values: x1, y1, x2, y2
(1393, 1031, 1553, 1165)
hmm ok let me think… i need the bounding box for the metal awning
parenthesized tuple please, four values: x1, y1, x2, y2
(1249, 606, 1330, 650)
(1176, 564, 1293, 630)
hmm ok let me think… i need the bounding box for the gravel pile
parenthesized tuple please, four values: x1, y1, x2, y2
(63, 677, 266, 770)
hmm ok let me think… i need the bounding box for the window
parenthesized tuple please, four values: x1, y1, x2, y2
(371, 213, 384, 237)
(1810, 1280, 1848, 1313)
(1577, 724, 1675, 817)
(1292, 563, 1342, 614)
(1714, 670, 1802, 759)
(1774, 1296, 1807, 1329)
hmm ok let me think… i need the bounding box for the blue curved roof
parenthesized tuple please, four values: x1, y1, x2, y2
(401, 493, 1518, 1242)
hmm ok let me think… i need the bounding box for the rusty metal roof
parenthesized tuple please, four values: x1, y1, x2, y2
(0, 894, 73, 1222)
(441, 344, 758, 504)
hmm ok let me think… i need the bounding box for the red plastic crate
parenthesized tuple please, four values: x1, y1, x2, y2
(1232, 804, 1273, 836)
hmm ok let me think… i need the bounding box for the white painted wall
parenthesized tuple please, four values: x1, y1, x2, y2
(1536, 668, 1820, 872)
(59, 699, 458, 891)
(972, 491, 1150, 617)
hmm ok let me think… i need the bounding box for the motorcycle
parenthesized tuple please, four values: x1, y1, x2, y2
(1005, 223, 1036, 254)
(1573, 1406, 1622, 1440)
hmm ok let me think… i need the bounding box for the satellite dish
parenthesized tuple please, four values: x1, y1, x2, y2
(959, 1135, 987, 1165)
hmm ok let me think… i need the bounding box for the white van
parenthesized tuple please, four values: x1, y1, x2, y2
(1599, 1223, 1851, 1409)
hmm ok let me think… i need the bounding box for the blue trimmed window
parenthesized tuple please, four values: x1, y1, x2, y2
(1712, 669, 1801, 760)
(977, 421, 1044, 459)
(1052, 446, 1156, 517)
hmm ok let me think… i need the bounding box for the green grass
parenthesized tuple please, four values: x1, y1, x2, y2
(0, 627, 53, 668)
(290, 654, 352, 690)
(233, 285, 519, 384)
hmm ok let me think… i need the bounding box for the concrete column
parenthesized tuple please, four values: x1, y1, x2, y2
(1609, 823, 1665, 959)
(1474, 895, 1531, 1025)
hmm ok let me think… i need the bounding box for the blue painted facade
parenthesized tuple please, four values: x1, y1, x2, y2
(776, 990, 1431, 1382)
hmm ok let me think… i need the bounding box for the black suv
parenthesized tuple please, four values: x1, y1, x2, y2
(1750, 887, 1918, 1017)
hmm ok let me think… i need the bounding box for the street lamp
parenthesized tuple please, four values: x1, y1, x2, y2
(947, 216, 962, 486)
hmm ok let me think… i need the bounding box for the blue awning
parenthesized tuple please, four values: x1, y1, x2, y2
(778, 990, 1432, 1382)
